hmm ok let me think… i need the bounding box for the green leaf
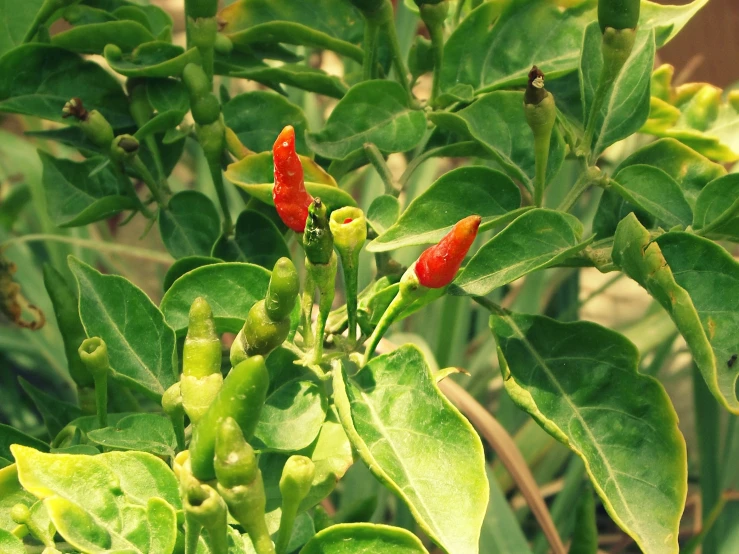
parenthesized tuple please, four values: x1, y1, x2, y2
(369, 167, 521, 252)
(609, 165, 693, 228)
(105, 41, 202, 78)
(147, 78, 189, 114)
(334, 346, 488, 554)
(440, 1, 594, 93)
(693, 174, 739, 240)
(580, 24, 656, 156)
(160, 262, 271, 334)
(51, 20, 155, 54)
(112, 2, 173, 40)
(306, 81, 427, 160)
(0, 0, 45, 57)
(222, 64, 347, 99)
(13, 445, 179, 554)
(39, 152, 136, 227)
(87, 414, 177, 457)
(0, 529, 24, 554)
(69, 257, 178, 399)
(0, 424, 49, 461)
(300, 523, 429, 554)
(490, 311, 687, 554)
(220, 0, 363, 62)
(159, 191, 221, 259)
(162, 256, 221, 292)
(223, 91, 309, 155)
(428, 91, 565, 188)
(212, 210, 290, 269)
(479, 466, 532, 554)
(366, 195, 400, 236)
(18, 378, 82, 439)
(0, 464, 35, 532)
(0, 44, 133, 128)
(254, 380, 327, 452)
(613, 215, 739, 414)
(452, 209, 592, 296)
(640, 0, 710, 46)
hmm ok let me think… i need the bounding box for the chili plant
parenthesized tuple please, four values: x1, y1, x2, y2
(0, 0, 738, 553)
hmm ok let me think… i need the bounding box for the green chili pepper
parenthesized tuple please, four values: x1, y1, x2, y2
(183, 63, 211, 100)
(189, 356, 269, 481)
(162, 382, 187, 453)
(62, 98, 114, 150)
(110, 134, 140, 163)
(416, 0, 448, 104)
(214, 418, 276, 554)
(230, 258, 299, 366)
(182, 474, 229, 554)
(78, 337, 110, 428)
(181, 297, 223, 424)
(303, 198, 334, 265)
(329, 207, 367, 343)
(523, 66, 556, 207)
(275, 456, 315, 554)
(598, 0, 640, 33)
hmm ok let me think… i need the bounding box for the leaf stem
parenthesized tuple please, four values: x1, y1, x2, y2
(379, 0, 413, 101)
(362, 20, 379, 80)
(556, 167, 603, 213)
(694, 195, 739, 237)
(0, 235, 173, 264)
(363, 143, 399, 196)
(21, 0, 60, 42)
(131, 157, 168, 207)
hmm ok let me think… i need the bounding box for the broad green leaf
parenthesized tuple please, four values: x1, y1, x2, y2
(366, 195, 400, 236)
(0, 44, 133, 128)
(613, 215, 739, 414)
(369, 167, 522, 252)
(255, 380, 328, 452)
(452, 209, 591, 296)
(212, 210, 290, 269)
(51, 20, 154, 54)
(223, 64, 347, 99)
(111, 2, 173, 39)
(163, 256, 221, 292)
(105, 42, 202, 78)
(159, 190, 221, 259)
(580, 24, 655, 157)
(440, 0, 594, 93)
(232, 180, 358, 212)
(161, 262, 271, 334)
(14, 445, 179, 554)
(334, 346, 488, 554)
(223, 91, 309, 155)
(693, 174, 739, 241)
(609, 165, 693, 228)
(87, 414, 177, 457)
(147, 78, 189, 114)
(306, 81, 426, 160)
(0, 424, 49, 461)
(640, 0, 710, 48)
(490, 311, 687, 554)
(428, 91, 565, 188)
(479, 466, 532, 554)
(0, 464, 35, 532)
(220, 0, 363, 62)
(39, 152, 136, 227)
(0, 529, 24, 554)
(70, 257, 178, 399)
(0, 0, 45, 56)
(592, 188, 654, 240)
(58, 413, 136, 439)
(300, 523, 429, 554)
(18, 378, 82, 439)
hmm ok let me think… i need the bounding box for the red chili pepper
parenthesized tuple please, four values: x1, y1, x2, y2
(273, 125, 313, 232)
(415, 215, 481, 288)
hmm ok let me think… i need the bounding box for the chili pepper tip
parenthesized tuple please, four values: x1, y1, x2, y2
(415, 215, 481, 289)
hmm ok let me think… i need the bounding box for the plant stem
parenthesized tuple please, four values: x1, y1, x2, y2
(379, 0, 413, 100)
(0, 235, 173, 264)
(556, 167, 602, 213)
(185, 514, 202, 554)
(362, 20, 379, 81)
(363, 143, 398, 196)
(420, 4, 446, 105)
(695, 195, 739, 237)
(131, 157, 168, 207)
(94, 373, 108, 428)
(21, 0, 60, 42)
(209, 154, 234, 235)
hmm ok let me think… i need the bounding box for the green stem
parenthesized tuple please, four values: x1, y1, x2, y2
(274, 506, 297, 554)
(363, 143, 398, 196)
(422, 11, 445, 105)
(94, 374, 108, 428)
(556, 168, 602, 213)
(532, 128, 551, 208)
(695, 195, 739, 236)
(581, 72, 610, 158)
(378, 0, 413, 100)
(185, 513, 203, 554)
(131, 157, 168, 207)
(362, 20, 379, 80)
(682, 495, 728, 554)
(471, 295, 505, 315)
(310, 254, 337, 364)
(343, 256, 360, 343)
(21, 0, 61, 42)
(0, 234, 173, 263)
(171, 412, 186, 452)
(207, 138, 234, 235)
(301, 270, 315, 349)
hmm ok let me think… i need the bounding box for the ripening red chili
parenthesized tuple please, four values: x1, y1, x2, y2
(273, 125, 313, 232)
(415, 215, 481, 288)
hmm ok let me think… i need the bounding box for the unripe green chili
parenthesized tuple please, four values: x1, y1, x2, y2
(62, 98, 114, 150)
(110, 134, 139, 163)
(230, 257, 299, 366)
(523, 66, 556, 207)
(181, 297, 223, 424)
(78, 337, 110, 428)
(302, 198, 338, 363)
(183, 63, 211, 99)
(189, 356, 269, 481)
(182, 474, 228, 554)
(162, 382, 187, 452)
(214, 418, 276, 554)
(329, 207, 367, 343)
(598, 0, 640, 33)
(275, 456, 315, 554)
(416, 0, 448, 104)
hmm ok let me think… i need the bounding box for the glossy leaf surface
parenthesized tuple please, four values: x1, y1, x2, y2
(70, 257, 178, 398)
(300, 523, 429, 554)
(159, 190, 221, 259)
(369, 167, 521, 252)
(490, 312, 687, 554)
(87, 414, 178, 457)
(212, 210, 290, 268)
(51, 20, 155, 54)
(161, 262, 270, 334)
(334, 346, 488, 554)
(453, 209, 591, 296)
(162, 256, 221, 292)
